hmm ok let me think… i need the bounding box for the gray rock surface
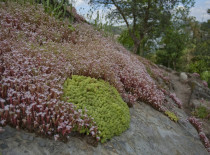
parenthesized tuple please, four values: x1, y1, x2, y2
(190, 99, 210, 110)
(0, 102, 208, 155)
(191, 99, 202, 108)
(192, 81, 210, 100)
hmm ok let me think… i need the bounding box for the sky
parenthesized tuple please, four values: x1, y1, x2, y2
(74, 0, 210, 23)
(190, 0, 210, 22)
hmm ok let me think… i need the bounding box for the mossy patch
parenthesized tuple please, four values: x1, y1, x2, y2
(192, 106, 210, 119)
(165, 111, 179, 122)
(62, 75, 130, 143)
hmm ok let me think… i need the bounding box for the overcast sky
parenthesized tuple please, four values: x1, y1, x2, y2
(74, 0, 210, 22)
(190, 0, 210, 21)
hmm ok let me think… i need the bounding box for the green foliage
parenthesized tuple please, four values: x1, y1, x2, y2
(188, 56, 210, 72)
(193, 106, 210, 119)
(30, 0, 75, 24)
(68, 24, 75, 31)
(201, 71, 210, 87)
(187, 57, 210, 87)
(118, 29, 134, 51)
(156, 26, 189, 70)
(118, 29, 153, 56)
(90, 0, 194, 55)
(187, 19, 210, 81)
(86, 10, 115, 38)
(165, 111, 179, 122)
(62, 75, 130, 143)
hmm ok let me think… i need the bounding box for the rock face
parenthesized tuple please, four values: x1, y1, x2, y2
(0, 103, 208, 155)
(191, 81, 210, 101)
(191, 99, 202, 108)
(180, 72, 188, 83)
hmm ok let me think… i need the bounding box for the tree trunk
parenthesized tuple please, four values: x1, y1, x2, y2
(173, 61, 176, 70)
(133, 40, 141, 54)
(138, 33, 144, 56)
(168, 60, 170, 68)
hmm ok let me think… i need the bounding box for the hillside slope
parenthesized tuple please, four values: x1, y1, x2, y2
(1, 102, 208, 155)
(0, 1, 209, 154)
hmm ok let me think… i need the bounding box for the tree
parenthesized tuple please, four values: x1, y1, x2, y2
(156, 27, 188, 70)
(188, 9, 210, 86)
(89, 0, 194, 56)
(155, 6, 194, 70)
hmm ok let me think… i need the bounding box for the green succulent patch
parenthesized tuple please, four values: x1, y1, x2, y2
(165, 111, 179, 122)
(62, 75, 130, 143)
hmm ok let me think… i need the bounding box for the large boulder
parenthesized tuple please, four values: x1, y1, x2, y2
(189, 81, 210, 101)
(1, 103, 208, 155)
(180, 72, 188, 83)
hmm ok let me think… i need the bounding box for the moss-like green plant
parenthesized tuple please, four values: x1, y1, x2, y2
(194, 106, 209, 119)
(165, 111, 179, 122)
(62, 75, 130, 143)
(68, 24, 75, 31)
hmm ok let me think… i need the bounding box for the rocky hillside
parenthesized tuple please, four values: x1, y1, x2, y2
(0, 102, 208, 155)
(0, 1, 209, 155)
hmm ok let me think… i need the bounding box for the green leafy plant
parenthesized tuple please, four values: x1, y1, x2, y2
(62, 75, 130, 143)
(201, 71, 210, 87)
(193, 106, 210, 119)
(68, 24, 75, 31)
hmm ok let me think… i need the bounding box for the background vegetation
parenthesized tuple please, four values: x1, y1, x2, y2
(88, 0, 209, 87)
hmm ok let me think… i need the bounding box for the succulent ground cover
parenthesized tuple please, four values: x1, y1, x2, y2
(0, 1, 189, 143)
(0, 1, 100, 142)
(188, 117, 210, 152)
(62, 75, 130, 143)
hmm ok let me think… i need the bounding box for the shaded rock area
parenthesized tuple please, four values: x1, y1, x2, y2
(189, 80, 210, 101)
(0, 103, 208, 155)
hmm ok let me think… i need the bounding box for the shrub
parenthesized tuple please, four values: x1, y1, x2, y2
(62, 75, 130, 143)
(201, 71, 210, 88)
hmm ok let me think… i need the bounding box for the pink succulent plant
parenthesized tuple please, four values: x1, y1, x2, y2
(0, 2, 193, 144)
(169, 93, 182, 108)
(202, 81, 208, 87)
(188, 117, 210, 152)
(192, 73, 200, 78)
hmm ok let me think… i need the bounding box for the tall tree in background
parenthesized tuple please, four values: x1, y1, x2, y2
(89, 0, 194, 56)
(188, 9, 210, 86)
(156, 6, 193, 70)
(156, 27, 188, 70)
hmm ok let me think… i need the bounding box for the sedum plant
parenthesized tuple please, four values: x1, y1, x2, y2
(62, 75, 130, 143)
(0, 1, 184, 144)
(188, 117, 210, 152)
(165, 111, 179, 122)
